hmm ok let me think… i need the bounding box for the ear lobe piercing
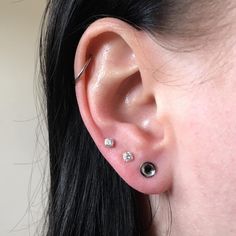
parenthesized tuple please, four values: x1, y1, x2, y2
(123, 151, 134, 162)
(104, 138, 156, 177)
(104, 138, 115, 148)
(140, 162, 156, 178)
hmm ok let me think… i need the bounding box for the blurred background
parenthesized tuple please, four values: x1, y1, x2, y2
(0, 0, 47, 235)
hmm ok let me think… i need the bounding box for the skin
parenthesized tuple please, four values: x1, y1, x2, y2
(150, 37, 236, 236)
(73, 8, 236, 236)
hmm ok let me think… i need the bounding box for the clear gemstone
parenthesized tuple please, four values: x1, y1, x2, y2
(123, 152, 134, 162)
(104, 138, 114, 148)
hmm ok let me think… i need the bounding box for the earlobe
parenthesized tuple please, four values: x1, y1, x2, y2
(74, 17, 173, 194)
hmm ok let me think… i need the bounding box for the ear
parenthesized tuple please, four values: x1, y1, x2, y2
(74, 17, 173, 194)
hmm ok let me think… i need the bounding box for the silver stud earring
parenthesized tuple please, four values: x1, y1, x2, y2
(140, 162, 156, 178)
(123, 151, 134, 162)
(104, 138, 115, 148)
(75, 56, 92, 83)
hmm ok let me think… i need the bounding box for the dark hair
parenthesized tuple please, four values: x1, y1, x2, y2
(39, 0, 221, 235)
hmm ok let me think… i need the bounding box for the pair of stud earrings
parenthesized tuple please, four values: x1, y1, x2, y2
(104, 138, 156, 178)
(104, 138, 134, 162)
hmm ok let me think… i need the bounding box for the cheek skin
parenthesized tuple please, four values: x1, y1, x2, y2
(177, 87, 236, 182)
(150, 40, 236, 224)
(147, 26, 236, 233)
(167, 66, 236, 215)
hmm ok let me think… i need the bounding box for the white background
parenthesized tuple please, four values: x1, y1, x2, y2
(0, 0, 47, 235)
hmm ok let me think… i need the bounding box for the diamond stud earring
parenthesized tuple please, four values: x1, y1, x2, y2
(104, 138, 115, 148)
(123, 152, 134, 162)
(140, 162, 156, 178)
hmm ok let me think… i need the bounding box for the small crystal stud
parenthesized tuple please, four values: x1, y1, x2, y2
(104, 138, 115, 148)
(122, 152, 134, 162)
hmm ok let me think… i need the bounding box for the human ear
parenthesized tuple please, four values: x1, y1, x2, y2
(74, 17, 173, 194)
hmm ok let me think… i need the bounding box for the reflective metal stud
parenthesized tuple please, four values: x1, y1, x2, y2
(140, 162, 156, 178)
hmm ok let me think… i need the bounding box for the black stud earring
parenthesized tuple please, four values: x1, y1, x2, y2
(140, 162, 156, 178)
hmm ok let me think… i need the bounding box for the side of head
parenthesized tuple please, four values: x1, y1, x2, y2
(40, 0, 236, 235)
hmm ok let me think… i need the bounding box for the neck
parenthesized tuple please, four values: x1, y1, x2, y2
(149, 188, 236, 236)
